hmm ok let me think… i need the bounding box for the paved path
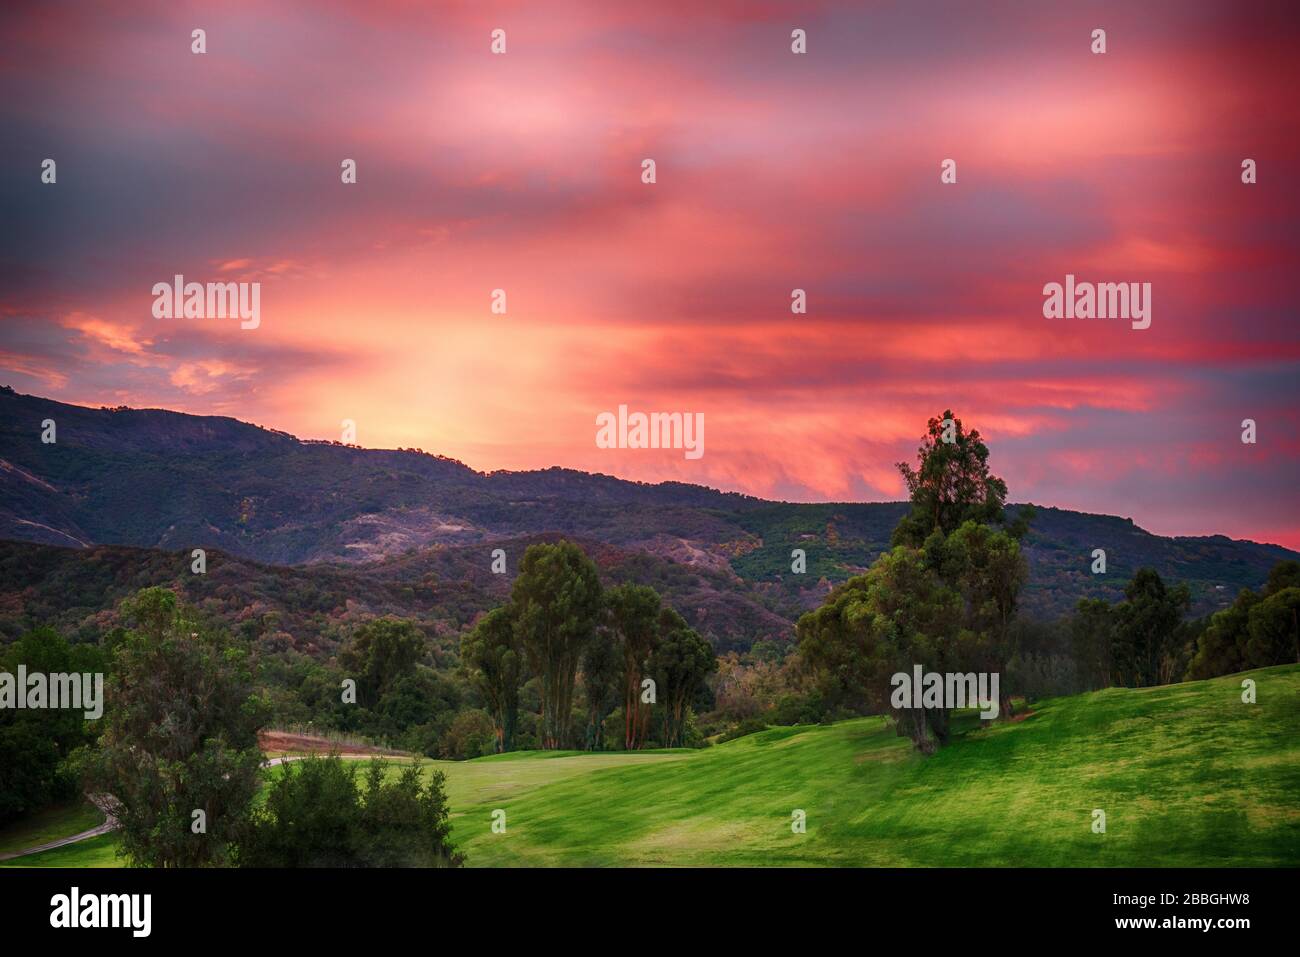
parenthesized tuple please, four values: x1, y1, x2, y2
(0, 793, 118, 862)
(0, 820, 117, 861)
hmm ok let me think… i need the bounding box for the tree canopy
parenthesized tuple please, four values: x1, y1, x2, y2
(90, 587, 265, 867)
(512, 541, 604, 750)
(892, 410, 1009, 548)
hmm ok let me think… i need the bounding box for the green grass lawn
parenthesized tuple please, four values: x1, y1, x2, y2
(0, 799, 104, 857)
(442, 664, 1300, 866)
(0, 832, 120, 868)
(6, 664, 1298, 867)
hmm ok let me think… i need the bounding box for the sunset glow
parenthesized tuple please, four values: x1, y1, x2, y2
(3, 0, 1298, 545)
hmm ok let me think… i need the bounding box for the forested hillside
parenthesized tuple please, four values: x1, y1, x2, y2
(3, 387, 1294, 629)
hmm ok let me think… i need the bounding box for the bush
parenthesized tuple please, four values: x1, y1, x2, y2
(716, 717, 769, 744)
(241, 754, 463, 867)
(768, 691, 831, 726)
(440, 708, 496, 760)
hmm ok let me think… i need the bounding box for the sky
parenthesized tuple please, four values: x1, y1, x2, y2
(2, 0, 1298, 547)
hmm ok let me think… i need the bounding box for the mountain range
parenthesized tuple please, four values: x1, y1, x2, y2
(2, 386, 1295, 654)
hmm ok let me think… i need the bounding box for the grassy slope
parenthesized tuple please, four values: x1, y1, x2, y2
(442, 664, 1300, 867)
(0, 799, 103, 856)
(0, 833, 119, 868)
(5, 665, 1298, 867)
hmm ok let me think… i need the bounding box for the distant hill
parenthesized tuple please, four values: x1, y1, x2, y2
(2, 387, 1295, 649)
(0, 537, 793, 655)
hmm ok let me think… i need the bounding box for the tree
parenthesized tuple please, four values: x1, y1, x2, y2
(580, 628, 622, 751)
(0, 628, 107, 826)
(91, 587, 265, 867)
(793, 579, 878, 716)
(798, 412, 1026, 753)
(647, 612, 716, 747)
(373, 667, 462, 754)
(512, 541, 603, 749)
(338, 617, 426, 707)
(1251, 561, 1300, 666)
(712, 651, 792, 724)
(441, 709, 497, 760)
(1110, 569, 1190, 687)
(1265, 560, 1300, 595)
(241, 754, 463, 867)
(1247, 587, 1300, 667)
(937, 520, 1028, 716)
(605, 583, 662, 750)
(460, 606, 524, 752)
(1071, 598, 1115, 689)
(1186, 595, 1251, 680)
(1186, 561, 1300, 680)
(796, 547, 961, 753)
(892, 411, 1009, 548)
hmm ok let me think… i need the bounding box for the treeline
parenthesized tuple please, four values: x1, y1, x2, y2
(0, 627, 108, 827)
(951, 557, 1294, 702)
(3, 587, 461, 867)
(738, 411, 1300, 754)
(461, 539, 717, 752)
(2, 540, 721, 790)
(256, 540, 718, 757)
(1068, 560, 1299, 689)
(1186, 563, 1300, 677)
(2, 538, 720, 863)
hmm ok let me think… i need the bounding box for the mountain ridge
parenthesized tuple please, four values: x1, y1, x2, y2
(2, 387, 1294, 640)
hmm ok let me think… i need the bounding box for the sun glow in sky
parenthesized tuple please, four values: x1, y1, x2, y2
(2, 0, 1298, 546)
